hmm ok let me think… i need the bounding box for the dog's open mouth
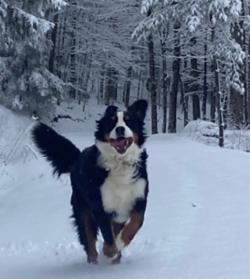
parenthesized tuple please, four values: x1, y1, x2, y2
(109, 137, 133, 154)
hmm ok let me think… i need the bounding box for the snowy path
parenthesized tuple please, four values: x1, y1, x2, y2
(1, 134, 250, 279)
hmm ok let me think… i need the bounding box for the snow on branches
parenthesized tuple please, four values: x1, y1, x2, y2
(133, 0, 244, 94)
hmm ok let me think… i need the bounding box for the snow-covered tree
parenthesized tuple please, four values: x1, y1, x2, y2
(0, 0, 66, 116)
(51, 0, 145, 108)
(133, 0, 244, 138)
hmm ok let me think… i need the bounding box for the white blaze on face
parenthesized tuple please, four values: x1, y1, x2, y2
(109, 111, 133, 139)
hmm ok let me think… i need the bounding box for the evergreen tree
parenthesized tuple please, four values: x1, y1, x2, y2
(0, 0, 66, 117)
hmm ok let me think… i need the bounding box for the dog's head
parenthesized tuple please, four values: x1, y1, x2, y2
(95, 100, 148, 156)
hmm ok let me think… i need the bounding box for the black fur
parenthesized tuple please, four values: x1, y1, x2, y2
(32, 100, 149, 262)
(32, 123, 80, 176)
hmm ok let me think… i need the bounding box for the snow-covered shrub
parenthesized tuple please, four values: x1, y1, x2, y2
(183, 120, 220, 146)
(183, 120, 250, 152)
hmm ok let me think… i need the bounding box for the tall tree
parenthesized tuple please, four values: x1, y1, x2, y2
(0, 0, 66, 116)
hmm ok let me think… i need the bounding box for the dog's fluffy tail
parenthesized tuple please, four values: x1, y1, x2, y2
(32, 123, 80, 176)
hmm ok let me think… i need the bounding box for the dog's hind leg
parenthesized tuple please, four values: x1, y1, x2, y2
(72, 207, 98, 264)
(83, 211, 98, 263)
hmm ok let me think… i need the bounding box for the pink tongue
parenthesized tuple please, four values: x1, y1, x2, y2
(111, 139, 127, 153)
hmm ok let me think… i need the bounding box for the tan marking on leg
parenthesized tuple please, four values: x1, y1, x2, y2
(83, 213, 98, 264)
(117, 212, 144, 249)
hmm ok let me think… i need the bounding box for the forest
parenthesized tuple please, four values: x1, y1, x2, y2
(0, 0, 249, 147)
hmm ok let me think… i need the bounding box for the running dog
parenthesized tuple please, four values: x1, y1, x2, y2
(32, 99, 149, 264)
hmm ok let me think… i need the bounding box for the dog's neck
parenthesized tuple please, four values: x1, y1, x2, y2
(95, 140, 142, 172)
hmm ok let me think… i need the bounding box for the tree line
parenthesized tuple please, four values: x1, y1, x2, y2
(0, 0, 249, 146)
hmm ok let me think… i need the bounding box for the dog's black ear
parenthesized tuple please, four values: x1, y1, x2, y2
(128, 99, 148, 121)
(104, 105, 118, 117)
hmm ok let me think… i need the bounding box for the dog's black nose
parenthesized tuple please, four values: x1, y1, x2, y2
(115, 126, 125, 138)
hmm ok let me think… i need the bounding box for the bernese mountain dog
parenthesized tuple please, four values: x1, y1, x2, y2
(32, 99, 149, 264)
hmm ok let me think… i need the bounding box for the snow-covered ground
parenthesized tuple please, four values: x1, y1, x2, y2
(1, 106, 250, 279)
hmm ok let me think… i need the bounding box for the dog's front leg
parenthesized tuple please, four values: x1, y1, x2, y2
(115, 211, 144, 251)
(93, 211, 118, 258)
(115, 199, 147, 251)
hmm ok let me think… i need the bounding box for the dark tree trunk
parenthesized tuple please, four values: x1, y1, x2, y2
(147, 33, 158, 134)
(210, 90, 216, 123)
(202, 40, 208, 120)
(230, 13, 244, 126)
(247, 36, 250, 123)
(180, 76, 188, 126)
(192, 95, 200, 120)
(113, 69, 118, 101)
(214, 57, 224, 147)
(56, 8, 68, 79)
(69, 1, 77, 99)
(242, 0, 248, 124)
(190, 38, 200, 120)
(48, 12, 58, 73)
(99, 63, 105, 101)
(223, 93, 228, 129)
(81, 56, 92, 108)
(105, 67, 112, 105)
(210, 27, 216, 123)
(137, 71, 142, 99)
(104, 67, 117, 105)
(168, 22, 181, 133)
(160, 30, 168, 133)
(125, 66, 132, 107)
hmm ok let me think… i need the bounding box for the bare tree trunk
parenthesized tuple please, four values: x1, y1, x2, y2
(214, 56, 224, 147)
(210, 28, 216, 123)
(105, 67, 112, 105)
(99, 63, 105, 101)
(55, 8, 68, 78)
(81, 56, 92, 109)
(202, 39, 208, 120)
(210, 90, 216, 123)
(113, 69, 119, 101)
(125, 66, 132, 107)
(147, 33, 158, 134)
(242, 0, 249, 124)
(137, 71, 142, 99)
(247, 36, 250, 123)
(160, 30, 168, 133)
(190, 38, 200, 120)
(192, 94, 200, 120)
(180, 76, 188, 126)
(168, 22, 181, 133)
(48, 11, 58, 73)
(69, 1, 77, 99)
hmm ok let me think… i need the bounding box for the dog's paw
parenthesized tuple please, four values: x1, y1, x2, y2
(87, 254, 98, 264)
(103, 242, 118, 258)
(111, 251, 122, 264)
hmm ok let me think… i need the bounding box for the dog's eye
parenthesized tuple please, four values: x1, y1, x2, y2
(111, 115, 117, 121)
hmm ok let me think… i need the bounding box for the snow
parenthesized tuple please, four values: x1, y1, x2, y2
(0, 105, 33, 165)
(15, 8, 53, 34)
(51, 0, 68, 9)
(183, 119, 250, 152)
(1, 107, 250, 278)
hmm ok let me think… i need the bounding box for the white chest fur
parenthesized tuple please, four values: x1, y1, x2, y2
(100, 166, 146, 223)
